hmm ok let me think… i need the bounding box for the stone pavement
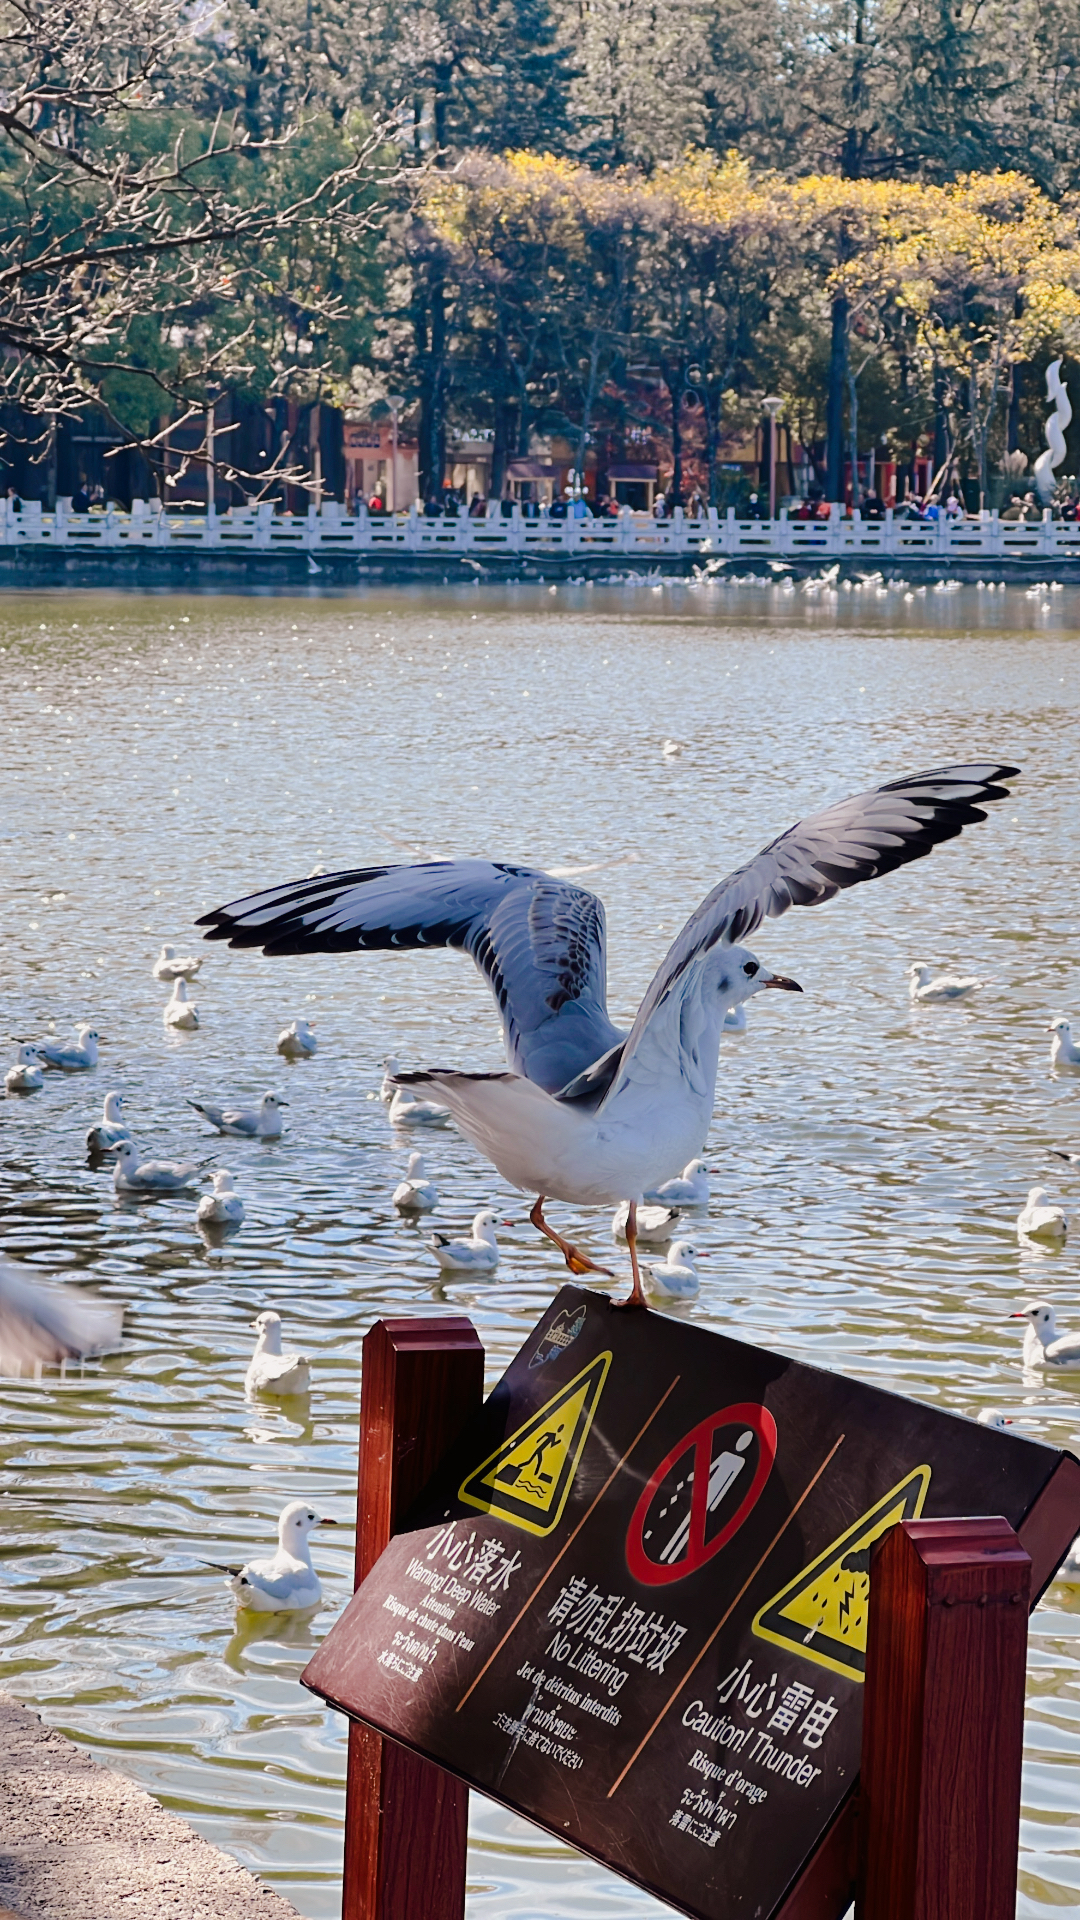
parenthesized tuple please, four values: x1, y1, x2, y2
(0, 1692, 304, 1919)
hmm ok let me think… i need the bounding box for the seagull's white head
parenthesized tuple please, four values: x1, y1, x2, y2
(473, 1208, 500, 1234)
(383, 1054, 399, 1072)
(906, 962, 931, 979)
(253, 1309, 282, 1351)
(261, 1092, 287, 1110)
(1048, 1017, 1073, 1035)
(17, 1044, 41, 1065)
(1026, 1186, 1053, 1208)
(277, 1499, 335, 1551)
(711, 945, 802, 1010)
(1011, 1300, 1058, 1344)
(159, 945, 175, 959)
(103, 1092, 124, 1120)
(668, 1241, 704, 1266)
(406, 1152, 426, 1177)
(211, 1170, 237, 1193)
(977, 1409, 1013, 1428)
(171, 980, 189, 1001)
(79, 1027, 100, 1042)
(111, 1140, 137, 1165)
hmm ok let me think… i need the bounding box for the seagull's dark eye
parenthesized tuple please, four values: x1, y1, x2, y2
(743, 961, 759, 978)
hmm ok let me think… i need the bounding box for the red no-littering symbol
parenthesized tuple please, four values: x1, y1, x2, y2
(626, 1402, 778, 1586)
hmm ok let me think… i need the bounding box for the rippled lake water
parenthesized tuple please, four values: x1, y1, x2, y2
(1, 576, 1079, 1917)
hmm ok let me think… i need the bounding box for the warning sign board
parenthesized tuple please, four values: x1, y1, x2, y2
(459, 1352, 610, 1536)
(752, 1465, 931, 1681)
(302, 1286, 1080, 1920)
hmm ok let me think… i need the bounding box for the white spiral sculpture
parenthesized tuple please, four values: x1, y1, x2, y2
(1033, 358, 1072, 504)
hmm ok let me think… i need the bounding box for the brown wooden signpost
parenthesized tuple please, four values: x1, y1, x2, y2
(303, 1287, 1080, 1920)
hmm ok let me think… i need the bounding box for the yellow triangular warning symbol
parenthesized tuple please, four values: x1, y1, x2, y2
(752, 1464, 931, 1683)
(459, 1352, 611, 1537)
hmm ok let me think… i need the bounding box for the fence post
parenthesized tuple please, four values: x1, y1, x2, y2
(857, 1516, 1031, 1920)
(342, 1315, 485, 1920)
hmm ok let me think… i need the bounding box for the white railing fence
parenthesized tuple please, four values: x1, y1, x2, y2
(4, 497, 1080, 565)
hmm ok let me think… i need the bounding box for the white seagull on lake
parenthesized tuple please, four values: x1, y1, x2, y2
(277, 1018, 317, 1058)
(197, 1169, 245, 1226)
(393, 1152, 438, 1211)
(206, 1500, 335, 1611)
(1012, 1301, 1080, 1370)
(110, 1140, 202, 1193)
(200, 762, 1017, 1304)
(644, 1156, 713, 1206)
(1017, 1186, 1068, 1241)
(245, 1311, 309, 1394)
(39, 1025, 99, 1071)
(388, 1085, 450, 1129)
(5, 1045, 44, 1093)
(642, 1239, 705, 1300)
(86, 1092, 132, 1154)
(163, 979, 199, 1029)
(906, 961, 983, 1002)
(1048, 1017, 1080, 1068)
(427, 1208, 503, 1273)
(188, 1092, 286, 1139)
(153, 944, 202, 983)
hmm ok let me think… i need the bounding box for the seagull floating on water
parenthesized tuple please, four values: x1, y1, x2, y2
(245, 1311, 309, 1394)
(1048, 1017, 1080, 1067)
(427, 1208, 503, 1273)
(393, 1151, 438, 1211)
(0, 1258, 123, 1376)
(906, 961, 983, 1002)
(612, 1201, 679, 1245)
(201, 762, 1017, 1305)
(153, 944, 202, 983)
(644, 1156, 713, 1206)
(188, 1092, 286, 1139)
(206, 1500, 335, 1611)
(277, 1018, 317, 1059)
(977, 1408, 1013, 1428)
(197, 1169, 245, 1226)
(163, 979, 199, 1029)
(39, 1025, 99, 1071)
(642, 1239, 705, 1300)
(5, 1045, 44, 1093)
(86, 1092, 132, 1154)
(1017, 1186, 1069, 1241)
(110, 1140, 202, 1194)
(389, 1085, 449, 1129)
(1012, 1300, 1080, 1370)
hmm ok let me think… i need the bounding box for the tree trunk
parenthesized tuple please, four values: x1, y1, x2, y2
(1006, 362, 1021, 453)
(490, 385, 511, 500)
(932, 361, 949, 484)
(825, 293, 848, 501)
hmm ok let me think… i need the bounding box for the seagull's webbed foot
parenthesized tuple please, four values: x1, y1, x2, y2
(613, 1202, 649, 1310)
(529, 1196, 614, 1280)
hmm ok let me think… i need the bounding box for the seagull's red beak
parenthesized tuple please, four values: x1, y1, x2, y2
(763, 973, 803, 993)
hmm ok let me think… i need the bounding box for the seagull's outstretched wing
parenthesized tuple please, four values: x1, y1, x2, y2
(568, 762, 1018, 1109)
(0, 1261, 123, 1376)
(198, 861, 623, 1095)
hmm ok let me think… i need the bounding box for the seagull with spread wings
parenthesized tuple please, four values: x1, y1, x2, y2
(201, 762, 1016, 1304)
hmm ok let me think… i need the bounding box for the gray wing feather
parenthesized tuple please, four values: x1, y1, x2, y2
(0, 1260, 123, 1375)
(199, 861, 623, 1094)
(589, 762, 1017, 1108)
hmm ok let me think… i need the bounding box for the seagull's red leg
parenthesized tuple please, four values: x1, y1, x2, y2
(617, 1201, 648, 1309)
(529, 1195, 613, 1278)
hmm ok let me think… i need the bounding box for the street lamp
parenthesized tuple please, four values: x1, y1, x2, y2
(762, 395, 784, 522)
(386, 395, 405, 514)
